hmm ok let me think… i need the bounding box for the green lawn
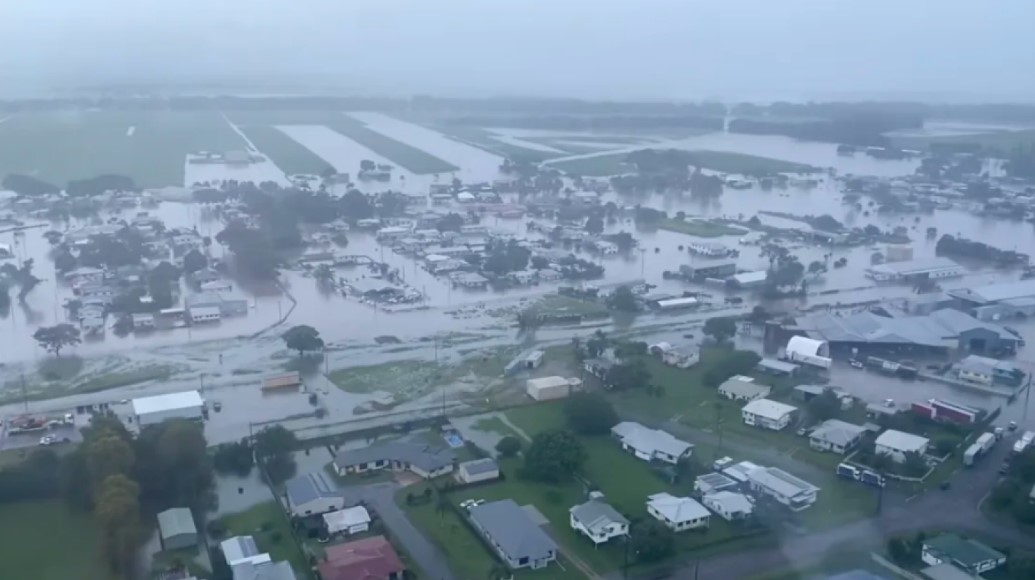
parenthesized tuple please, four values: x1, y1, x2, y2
(547, 149, 817, 177)
(398, 483, 587, 580)
(893, 128, 1035, 154)
(218, 501, 308, 574)
(240, 125, 335, 175)
(328, 116, 459, 174)
(0, 500, 112, 580)
(472, 416, 522, 439)
(0, 110, 246, 187)
(659, 218, 747, 238)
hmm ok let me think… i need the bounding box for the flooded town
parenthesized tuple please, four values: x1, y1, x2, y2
(3, 4, 1035, 580)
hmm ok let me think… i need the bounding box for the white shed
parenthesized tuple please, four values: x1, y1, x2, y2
(323, 506, 371, 535)
(132, 390, 204, 426)
(526, 376, 579, 401)
(785, 336, 832, 369)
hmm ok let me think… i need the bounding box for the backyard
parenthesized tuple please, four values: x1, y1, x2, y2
(217, 501, 308, 575)
(0, 500, 112, 580)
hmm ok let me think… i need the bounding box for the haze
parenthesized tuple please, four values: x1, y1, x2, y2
(3, 0, 1034, 102)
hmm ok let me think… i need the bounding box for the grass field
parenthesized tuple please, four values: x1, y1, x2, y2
(548, 149, 818, 176)
(434, 125, 568, 162)
(218, 501, 308, 574)
(893, 128, 1035, 153)
(239, 125, 335, 175)
(659, 218, 747, 238)
(0, 111, 245, 187)
(0, 500, 111, 580)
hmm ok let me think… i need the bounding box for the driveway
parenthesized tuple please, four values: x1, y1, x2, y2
(345, 481, 458, 580)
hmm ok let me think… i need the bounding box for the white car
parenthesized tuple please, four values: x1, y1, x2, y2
(39, 436, 55, 446)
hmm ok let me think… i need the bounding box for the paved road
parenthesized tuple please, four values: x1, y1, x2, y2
(654, 438, 1035, 580)
(346, 481, 458, 580)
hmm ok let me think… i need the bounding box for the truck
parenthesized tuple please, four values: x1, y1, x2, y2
(860, 470, 886, 488)
(836, 463, 861, 481)
(976, 432, 996, 453)
(964, 443, 982, 467)
(1012, 431, 1035, 454)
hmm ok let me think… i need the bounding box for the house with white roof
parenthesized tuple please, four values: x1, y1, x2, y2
(323, 506, 371, 536)
(703, 491, 754, 521)
(875, 429, 930, 463)
(646, 493, 710, 531)
(569, 498, 629, 545)
(747, 467, 819, 511)
(718, 376, 771, 402)
(809, 419, 867, 454)
(611, 422, 693, 464)
(741, 399, 798, 431)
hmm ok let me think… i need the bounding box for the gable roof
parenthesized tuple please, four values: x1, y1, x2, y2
(231, 560, 297, 580)
(320, 535, 405, 580)
(703, 491, 754, 514)
(923, 533, 1005, 568)
(220, 535, 262, 566)
(741, 398, 798, 420)
(747, 467, 819, 498)
(718, 376, 771, 399)
(157, 507, 196, 539)
(570, 499, 629, 533)
(468, 499, 557, 563)
(646, 493, 710, 523)
(875, 429, 929, 453)
(611, 422, 692, 458)
(285, 471, 342, 507)
(795, 308, 1017, 348)
(334, 439, 456, 473)
(459, 457, 499, 476)
(810, 419, 866, 447)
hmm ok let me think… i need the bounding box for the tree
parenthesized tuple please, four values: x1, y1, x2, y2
(607, 285, 639, 312)
(182, 249, 208, 274)
(135, 420, 214, 512)
(807, 260, 826, 278)
(54, 251, 77, 273)
(213, 439, 255, 476)
(604, 360, 651, 391)
(585, 215, 604, 235)
(886, 537, 910, 565)
(563, 393, 618, 435)
(901, 451, 928, 477)
(807, 388, 842, 421)
(495, 436, 522, 458)
(87, 434, 136, 485)
(340, 189, 374, 221)
(282, 325, 324, 357)
(747, 305, 770, 325)
(631, 520, 675, 563)
(2, 173, 60, 195)
(703, 316, 737, 343)
(586, 330, 610, 358)
(94, 474, 143, 576)
(703, 350, 762, 388)
(522, 430, 586, 483)
(254, 425, 298, 485)
(530, 256, 550, 270)
(436, 213, 465, 233)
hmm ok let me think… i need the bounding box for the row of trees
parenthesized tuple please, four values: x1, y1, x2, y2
(1, 173, 139, 197)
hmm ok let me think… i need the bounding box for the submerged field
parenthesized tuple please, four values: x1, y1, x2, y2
(0, 111, 245, 187)
(548, 149, 819, 176)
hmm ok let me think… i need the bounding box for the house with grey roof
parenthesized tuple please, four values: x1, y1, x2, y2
(611, 421, 693, 464)
(702, 491, 754, 521)
(569, 498, 629, 545)
(808, 419, 867, 454)
(284, 472, 345, 518)
(220, 535, 297, 580)
(333, 438, 456, 479)
(468, 499, 557, 570)
(157, 507, 197, 551)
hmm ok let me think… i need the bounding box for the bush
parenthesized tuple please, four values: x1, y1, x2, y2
(495, 436, 522, 458)
(563, 393, 619, 435)
(270, 531, 283, 544)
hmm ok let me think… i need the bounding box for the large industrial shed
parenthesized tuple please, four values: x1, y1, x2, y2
(790, 308, 1020, 358)
(132, 390, 205, 426)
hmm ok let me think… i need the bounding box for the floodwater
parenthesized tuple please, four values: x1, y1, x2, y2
(5, 118, 1035, 441)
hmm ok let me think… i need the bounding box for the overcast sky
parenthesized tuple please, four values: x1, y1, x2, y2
(3, 0, 1033, 102)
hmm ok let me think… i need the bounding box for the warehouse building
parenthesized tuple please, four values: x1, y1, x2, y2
(526, 376, 580, 401)
(132, 390, 204, 426)
(865, 257, 963, 283)
(950, 279, 1035, 320)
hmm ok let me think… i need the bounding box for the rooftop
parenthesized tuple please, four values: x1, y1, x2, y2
(611, 422, 692, 458)
(876, 429, 930, 452)
(810, 419, 867, 447)
(950, 278, 1035, 304)
(795, 308, 1018, 348)
(867, 257, 962, 276)
(919, 564, 979, 580)
(570, 499, 629, 533)
(703, 490, 754, 514)
(319, 535, 404, 580)
(285, 471, 341, 508)
(157, 507, 196, 539)
(469, 499, 557, 563)
(647, 493, 710, 523)
(747, 467, 819, 498)
(719, 375, 771, 399)
(334, 438, 456, 473)
(924, 533, 1005, 569)
(132, 390, 203, 416)
(459, 457, 499, 476)
(741, 398, 798, 420)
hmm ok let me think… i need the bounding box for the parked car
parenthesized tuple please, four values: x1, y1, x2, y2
(850, 360, 864, 369)
(39, 436, 55, 446)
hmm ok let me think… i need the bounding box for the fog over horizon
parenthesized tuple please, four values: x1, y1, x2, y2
(3, 0, 1035, 102)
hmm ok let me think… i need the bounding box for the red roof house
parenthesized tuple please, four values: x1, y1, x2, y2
(318, 535, 405, 580)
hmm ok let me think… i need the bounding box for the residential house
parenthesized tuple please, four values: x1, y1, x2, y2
(611, 422, 693, 464)
(220, 535, 297, 580)
(646, 493, 710, 531)
(469, 500, 558, 570)
(875, 430, 930, 463)
(569, 498, 629, 545)
(718, 376, 772, 402)
(921, 533, 1007, 574)
(323, 506, 371, 536)
(662, 347, 699, 369)
(809, 419, 867, 454)
(747, 467, 819, 511)
(455, 458, 500, 484)
(157, 507, 197, 551)
(132, 313, 156, 330)
(702, 491, 754, 521)
(284, 472, 345, 518)
(189, 305, 221, 324)
(319, 535, 405, 580)
(333, 439, 456, 479)
(450, 272, 489, 289)
(741, 399, 798, 431)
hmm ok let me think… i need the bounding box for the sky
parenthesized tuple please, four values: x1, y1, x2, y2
(2, 0, 1034, 102)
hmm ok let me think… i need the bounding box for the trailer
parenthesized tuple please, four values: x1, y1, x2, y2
(976, 432, 996, 453)
(836, 463, 861, 481)
(860, 470, 886, 488)
(964, 443, 982, 467)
